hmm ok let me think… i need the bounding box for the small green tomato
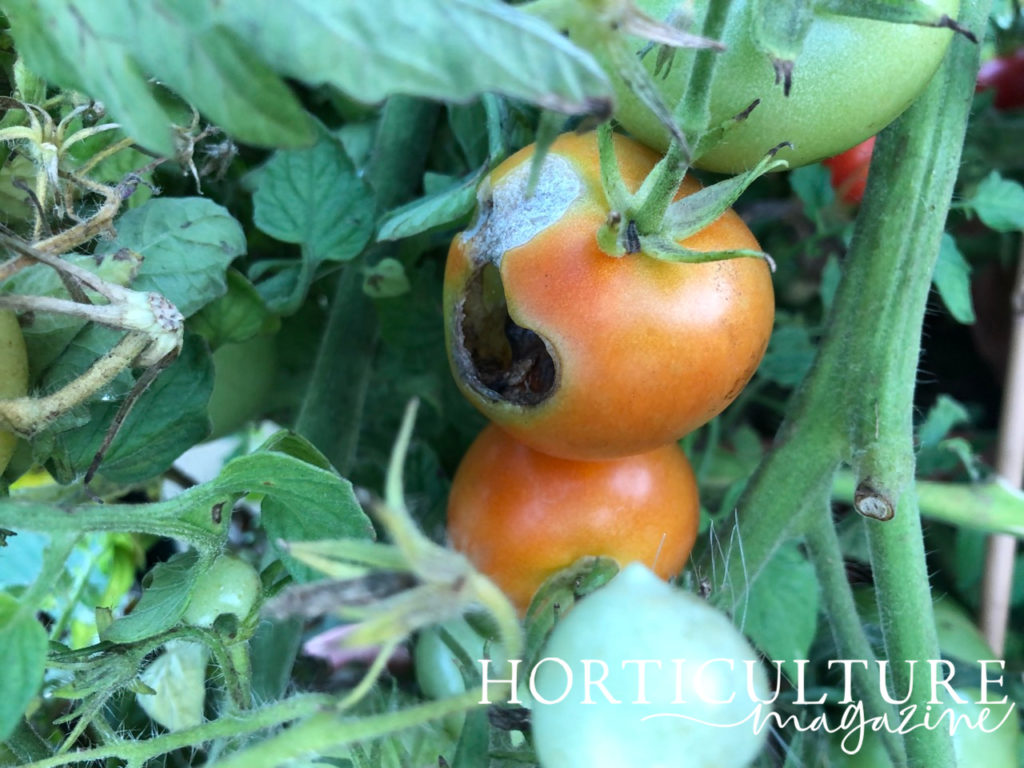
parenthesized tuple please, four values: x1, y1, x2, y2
(183, 554, 261, 630)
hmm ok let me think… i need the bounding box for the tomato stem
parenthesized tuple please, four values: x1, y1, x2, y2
(804, 505, 907, 768)
(706, 2, 989, 766)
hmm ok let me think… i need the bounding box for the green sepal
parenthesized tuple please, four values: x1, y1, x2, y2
(641, 238, 768, 265)
(521, 556, 619, 671)
(604, 35, 687, 148)
(751, 0, 815, 96)
(597, 122, 631, 212)
(662, 146, 789, 239)
(816, 0, 976, 39)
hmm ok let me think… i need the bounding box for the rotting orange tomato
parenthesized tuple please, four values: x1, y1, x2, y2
(443, 132, 774, 460)
(446, 424, 700, 614)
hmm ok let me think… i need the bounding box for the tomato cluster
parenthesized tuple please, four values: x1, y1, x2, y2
(441, 131, 772, 613)
(433, 134, 772, 762)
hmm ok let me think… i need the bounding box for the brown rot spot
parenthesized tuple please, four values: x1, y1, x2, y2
(453, 263, 556, 406)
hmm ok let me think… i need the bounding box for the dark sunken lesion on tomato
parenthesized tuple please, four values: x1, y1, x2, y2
(452, 262, 556, 407)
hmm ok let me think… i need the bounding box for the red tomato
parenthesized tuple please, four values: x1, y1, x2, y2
(976, 50, 1024, 110)
(822, 137, 876, 206)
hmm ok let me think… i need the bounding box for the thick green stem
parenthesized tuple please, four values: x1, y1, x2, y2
(295, 97, 437, 475)
(804, 507, 905, 768)
(706, 0, 987, 607)
(865, 488, 948, 767)
(705, 2, 988, 765)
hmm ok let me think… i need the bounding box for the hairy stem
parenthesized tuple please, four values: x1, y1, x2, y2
(804, 507, 906, 768)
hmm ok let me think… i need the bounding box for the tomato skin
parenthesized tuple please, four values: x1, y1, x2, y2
(206, 333, 277, 440)
(531, 563, 768, 768)
(0, 310, 28, 476)
(182, 554, 261, 631)
(581, 0, 958, 172)
(446, 424, 699, 614)
(976, 50, 1024, 110)
(444, 132, 774, 460)
(822, 137, 875, 206)
(414, 618, 488, 736)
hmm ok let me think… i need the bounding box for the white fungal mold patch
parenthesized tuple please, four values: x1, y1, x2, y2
(463, 153, 582, 266)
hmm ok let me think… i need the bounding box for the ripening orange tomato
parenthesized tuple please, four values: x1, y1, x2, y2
(446, 424, 700, 614)
(443, 132, 774, 460)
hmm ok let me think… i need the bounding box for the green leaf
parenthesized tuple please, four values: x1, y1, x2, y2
(376, 171, 480, 242)
(52, 334, 214, 485)
(96, 198, 247, 318)
(3, 0, 314, 154)
(102, 550, 199, 644)
(917, 394, 969, 449)
(230, 434, 375, 583)
(190, 269, 276, 348)
(0, 593, 47, 741)
(0, 442, 373, 553)
(757, 324, 816, 387)
(3, 0, 181, 155)
(965, 172, 1024, 232)
(790, 163, 833, 223)
(252, 134, 375, 313)
(740, 543, 819, 683)
(820, 254, 842, 312)
(216, 0, 612, 115)
(932, 234, 975, 324)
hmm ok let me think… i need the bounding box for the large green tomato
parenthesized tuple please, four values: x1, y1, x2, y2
(531, 564, 768, 768)
(583, 0, 959, 171)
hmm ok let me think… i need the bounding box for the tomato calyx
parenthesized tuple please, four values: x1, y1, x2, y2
(597, 130, 786, 265)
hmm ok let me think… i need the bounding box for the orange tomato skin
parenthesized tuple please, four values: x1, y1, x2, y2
(444, 132, 774, 460)
(446, 425, 700, 614)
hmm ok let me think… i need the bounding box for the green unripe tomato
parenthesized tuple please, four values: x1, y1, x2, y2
(0, 310, 28, 476)
(207, 333, 277, 440)
(414, 618, 487, 736)
(576, 0, 959, 172)
(182, 554, 261, 630)
(532, 563, 768, 768)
